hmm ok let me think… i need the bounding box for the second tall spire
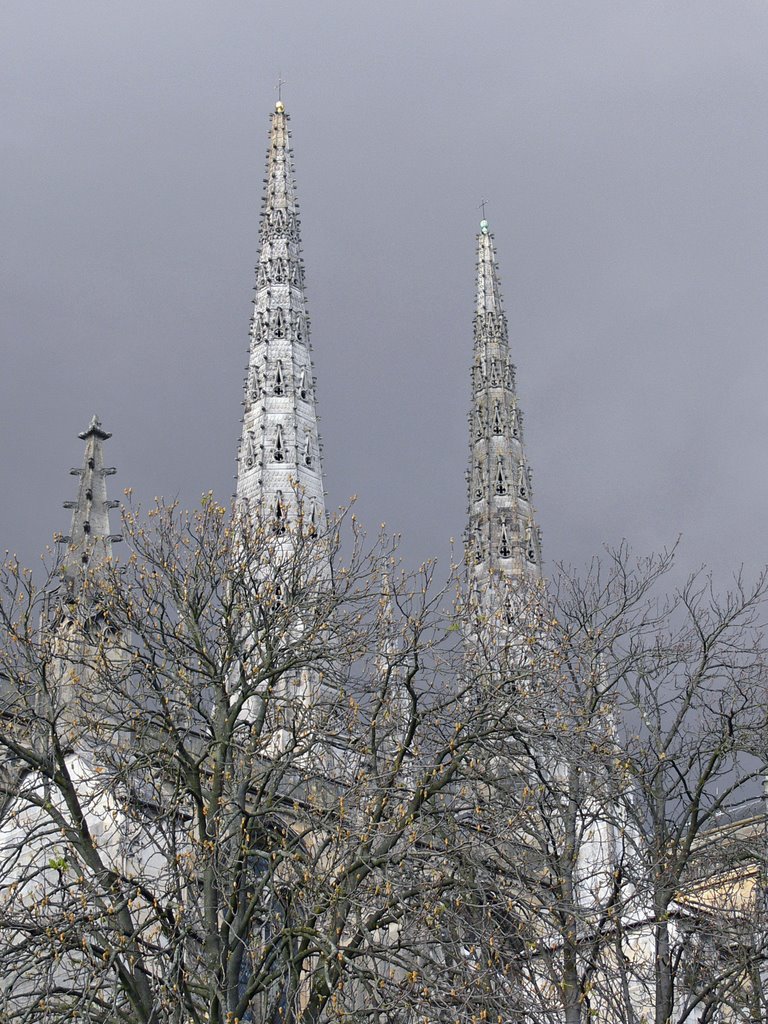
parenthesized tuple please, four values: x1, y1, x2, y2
(466, 218, 543, 587)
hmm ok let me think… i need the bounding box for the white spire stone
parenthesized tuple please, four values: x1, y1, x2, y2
(467, 223, 543, 586)
(236, 102, 325, 533)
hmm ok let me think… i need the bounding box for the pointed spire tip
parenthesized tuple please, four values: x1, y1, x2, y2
(78, 414, 111, 441)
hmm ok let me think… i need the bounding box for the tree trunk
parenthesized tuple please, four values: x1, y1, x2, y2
(655, 910, 673, 1024)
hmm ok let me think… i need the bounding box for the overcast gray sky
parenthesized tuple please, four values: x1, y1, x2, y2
(2, 1, 767, 584)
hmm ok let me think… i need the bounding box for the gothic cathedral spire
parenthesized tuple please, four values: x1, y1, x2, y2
(467, 219, 543, 587)
(58, 415, 121, 599)
(236, 100, 325, 538)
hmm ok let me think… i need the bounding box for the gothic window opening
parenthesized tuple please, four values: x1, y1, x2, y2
(303, 434, 313, 468)
(525, 523, 536, 562)
(492, 402, 503, 435)
(473, 463, 484, 501)
(474, 531, 483, 564)
(273, 309, 285, 338)
(273, 257, 286, 283)
(499, 522, 511, 559)
(273, 424, 285, 463)
(244, 432, 256, 469)
(307, 500, 318, 538)
(495, 457, 508, 496)
(475, 405, 485, 440)
(490, 360, 500, 386)
(273, 491, 287, 534)
(273, 361, 284, 396)
(518, 461, 528, 500)
(299, 366, 309, 400)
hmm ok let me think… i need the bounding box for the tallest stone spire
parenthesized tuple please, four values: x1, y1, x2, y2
(467, 219, 543, 588)
(236, 101, 325, 535)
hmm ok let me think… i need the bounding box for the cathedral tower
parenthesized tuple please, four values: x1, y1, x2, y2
(467, 219, 543, 588)
(236, 101, 325, 537)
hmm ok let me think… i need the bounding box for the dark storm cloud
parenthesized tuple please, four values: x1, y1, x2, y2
(2, 1, 767, 584)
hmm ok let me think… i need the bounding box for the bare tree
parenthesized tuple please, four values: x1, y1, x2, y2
(0, 498, 489, 1024)
(2, 511, 766, 1024)
(461, 547, 768, 1024)
(613, 564, 768, 1024)
(454, 549, 674, 1024)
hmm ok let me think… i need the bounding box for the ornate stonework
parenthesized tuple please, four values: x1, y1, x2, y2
(236, 102, 325, 536)
(466, 220, 543, 587)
